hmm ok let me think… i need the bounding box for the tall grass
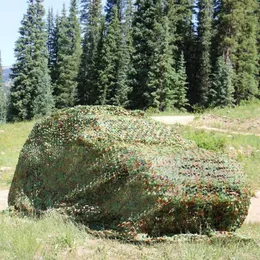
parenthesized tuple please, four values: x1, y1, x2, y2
(0, 211, 259, 259)
(0, 211, 87, 259)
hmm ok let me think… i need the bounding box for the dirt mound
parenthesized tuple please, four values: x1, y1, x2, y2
(8, 106, 250, 236)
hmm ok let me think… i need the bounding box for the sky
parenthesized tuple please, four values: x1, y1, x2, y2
(0, 0, 72, 66)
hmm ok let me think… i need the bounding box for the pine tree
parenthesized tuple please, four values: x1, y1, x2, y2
(105, 0, 123, 22)
(0, 50, 7, 123)
(77, 0, 103, 105)
(147, 15, 177, 111)
(213, 0, 258, 103)
(174, 0, 197, 106)
(175, 51, 189, 110)
(196, 0, 213, 107)
(96, 6, 121, 105)
(54, 1, 81, 109)
(10, 0, 53, 121)
(210, 55, 234, 107)
(46, 8, 58, 84)
(111, 0, 133, 107)
(131, 0, 178, 110)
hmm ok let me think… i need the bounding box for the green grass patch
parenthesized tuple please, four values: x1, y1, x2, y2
(0, 121, 35, 167)
(0, 211, 87, 259)
(181, 128, 227, 152)
(0, 211, 259, 259)
(145, 106, 193, 116)
(208, 99, 260, 120)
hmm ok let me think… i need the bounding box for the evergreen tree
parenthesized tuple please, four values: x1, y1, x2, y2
(174, 0, 197, 106)
(54, 1, 81, 109)
(46, 8, 58, 84)
(77, 0, 103, 105)
(105, 0, 123, 22)
(213, 0, 258, 103)
(111, 0, 133, 107)
(131, 0, 178, 110)
(97, 6, 121, 105)
(147, 15, 177, 111)
(197, 0, 213, 107)
(210, 55, 234, 107)
(175, 51, 189, 110)
(10, 0, 53, 121)
(0, 50, 7, 123)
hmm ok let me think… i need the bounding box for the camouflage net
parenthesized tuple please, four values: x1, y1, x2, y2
(8, 106, 250, 237)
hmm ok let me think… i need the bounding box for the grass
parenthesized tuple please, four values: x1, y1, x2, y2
(0, 211, 259, 259)
(0, 121, 34, 188)
(207, 99, 260, 120)
(0, 107, 260, 259)
(0, 211, 88, 259)
(145, 107, 193, 117)
(0, 121, 35, 167)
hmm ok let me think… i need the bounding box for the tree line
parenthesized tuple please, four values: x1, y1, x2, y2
(0, 0, 259, 122)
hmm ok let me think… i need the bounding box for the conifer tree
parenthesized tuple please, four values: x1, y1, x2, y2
(111, 0, 133, 107)
(197, 0, 213, 107)
(131, 0, 178, 110)
(105, 0, 123, 22)
(97, 6, 121, 105)
(10, 0, 53, 121)
(210, 55, 234, 107)
(54, 1, 81, 109)
(77, 0, 103, 105)
(213, 0, 258, 103)
(0, 50, 7, 123)
(147, 15, 177, 111)
(174, 0, 197, 106)
(175, 51, 189, 110)
(46, 8, 58, 84)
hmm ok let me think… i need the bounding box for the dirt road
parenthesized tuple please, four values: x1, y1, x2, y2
(151, 115, 195, 125)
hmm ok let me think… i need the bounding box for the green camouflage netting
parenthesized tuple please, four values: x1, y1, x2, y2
(8, 106, 250, 236)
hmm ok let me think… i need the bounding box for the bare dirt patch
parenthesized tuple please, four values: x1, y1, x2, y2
(151, 116, 195, 125)
(0, 189, 8, 211)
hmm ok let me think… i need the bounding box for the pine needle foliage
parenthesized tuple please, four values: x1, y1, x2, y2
(0, 51, 7, 123)
(77, 0, 103, 105)
(210, 56, 234, 107)
(54, 1, 81, 109)
(10, 0, 53, 121)
(197, 0, 213, 107)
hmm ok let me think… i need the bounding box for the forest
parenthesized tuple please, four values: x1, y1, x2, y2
(0, 0, 259, 122)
